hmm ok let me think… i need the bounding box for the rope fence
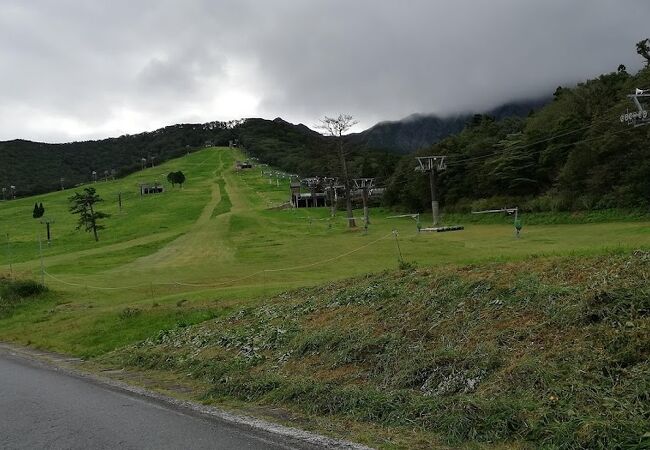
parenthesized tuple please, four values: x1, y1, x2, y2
(42, 232, 394, 292)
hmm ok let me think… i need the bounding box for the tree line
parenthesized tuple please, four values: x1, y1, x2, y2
(4, 40, 649, 213)
(383, 61, 650, 213)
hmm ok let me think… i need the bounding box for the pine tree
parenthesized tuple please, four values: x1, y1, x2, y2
(69, 187, 110, 242)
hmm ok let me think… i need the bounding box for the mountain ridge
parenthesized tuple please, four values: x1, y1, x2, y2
(349, 97, 550, 153)
(0, 97, 546, 197)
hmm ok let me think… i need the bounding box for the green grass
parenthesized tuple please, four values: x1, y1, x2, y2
(0, 277, 50, 318)
(0, 146, 649, 357)
(1, 146, 649, 447)
(441, 208, 650, 225)
(210, 178, 232, 218)
(105, 252, 650, 449)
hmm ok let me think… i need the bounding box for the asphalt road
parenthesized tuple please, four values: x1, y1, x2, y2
(0, 351, 324, 450)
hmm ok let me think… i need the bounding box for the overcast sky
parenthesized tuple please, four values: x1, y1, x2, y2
(1, 0, 648, 142)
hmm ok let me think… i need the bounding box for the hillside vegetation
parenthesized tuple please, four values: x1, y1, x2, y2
(347, 98, 548, 154)
(0, 146, 648, 448)
(385, 65, 650, 212)
(0, 122, 239, 197)
(106, 250, 650, 449)
(0, 278, 49, 318)
(1, 146, 649, 358)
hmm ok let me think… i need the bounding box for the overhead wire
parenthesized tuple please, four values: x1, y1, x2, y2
(384, 115, 640, 190)
(445, 115, 618, 166)
(36, 116, 647, 291)
(446, 125, 637, 167)
(42, 232, 394, 291)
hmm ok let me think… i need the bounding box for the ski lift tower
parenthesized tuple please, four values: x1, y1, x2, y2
(416, 156, 446, 226)
(473, 207, 522, 238)
(354, 178, 375, 227)
(620, 88, 650, 127)
(303, 177, 321, 208)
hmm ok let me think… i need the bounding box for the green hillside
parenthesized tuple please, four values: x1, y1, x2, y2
(0, 122, 239, 197)
(0, 146, 648, 448)
(0, 145, 647, 351)
(385, 65, 650, 212)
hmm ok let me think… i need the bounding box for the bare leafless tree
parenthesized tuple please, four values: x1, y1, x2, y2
(317, 114, 358, 228)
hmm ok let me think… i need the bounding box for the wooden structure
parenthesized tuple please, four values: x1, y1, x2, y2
(139, 183, 164, 195)
(290, 179, 327, 208)
(235, 160, 253, 170)
(289, 177, 383, 209)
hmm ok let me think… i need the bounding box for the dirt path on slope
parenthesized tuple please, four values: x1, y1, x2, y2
(117, 151, 235, 269)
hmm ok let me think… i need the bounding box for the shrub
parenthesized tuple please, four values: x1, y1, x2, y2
(118, 307, 142, 320)
(0, 278, 47, 300)
(0, 278, 48, 318)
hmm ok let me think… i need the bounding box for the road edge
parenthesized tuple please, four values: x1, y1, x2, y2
(0, 342, 373, 450)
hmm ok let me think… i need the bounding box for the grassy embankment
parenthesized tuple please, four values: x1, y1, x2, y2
(105, 251, 650, 449)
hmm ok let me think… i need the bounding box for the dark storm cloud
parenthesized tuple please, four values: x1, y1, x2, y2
(0, 0, 648, 141)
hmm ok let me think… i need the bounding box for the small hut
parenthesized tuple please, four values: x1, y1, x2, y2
(290, 179, 327, 207)
(235, 160, 253, 170)
(139, 183, 164, 195)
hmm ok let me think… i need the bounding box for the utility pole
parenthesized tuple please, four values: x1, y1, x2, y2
(416, 156, 446, 226)
(38, 234, 45, 285)
(40, 218, 55, 244)
(354, 178, 375, 227)
(324, 177, 338, 217)
(392, 229, 403, 263)
(5, 233, 12, 279)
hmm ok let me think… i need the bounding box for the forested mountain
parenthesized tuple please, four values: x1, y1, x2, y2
(1, 62, 648, 213)
(0, 122, 240, 197)
(0, 118, 397, 197)
(0, 98, 546, 199)
(384, 65, 650, 212)
(348, 98, 549, 154)
(236, 118, 400, 184)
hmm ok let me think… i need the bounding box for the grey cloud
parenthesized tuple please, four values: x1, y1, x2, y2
(0, 0, 648, 141)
